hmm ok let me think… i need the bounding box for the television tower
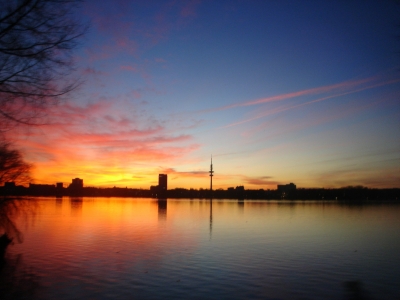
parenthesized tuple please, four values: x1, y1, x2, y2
(209, 155, 214, 192)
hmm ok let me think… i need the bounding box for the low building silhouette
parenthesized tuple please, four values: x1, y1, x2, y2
(0, 176, 398, 201)
(3, 182, 17, 195)
(236, 186, 245, 200)
(277, 183, 296, 198)
(227, 186, 245, 199)
(56, 182, 63, 196)
(29, 183, 56, 196)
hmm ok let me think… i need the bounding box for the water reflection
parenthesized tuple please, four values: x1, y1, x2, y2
(55, 196, 63, 207)
(343, 280, 370, 300)
(0, 254, 40, 300)
(0, 197, 37, 246)
(1, 198, 400, 300)
(69, 197, 82, 214)
(0, 197, 39, 300)
(209, 199, 212, 239)
(157, 199, 167, 221)
(237, 199, 244, 210)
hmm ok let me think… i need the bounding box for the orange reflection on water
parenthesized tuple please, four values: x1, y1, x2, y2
(4, 198, 400, 300)
(12, 198, 201, 270)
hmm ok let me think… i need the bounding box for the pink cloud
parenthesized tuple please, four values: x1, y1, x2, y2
(313, 166, 400, 189)
(210, 75, 398, 119)
(180, 0, 202, 18)
(159, 167, 208, 178)
(242, 96, 381, 141)
(221, 77, 400, 129)
(120, 65, 138, 72)
(129, 90, 142, 99)
(115, 37, 138, 55)
(242, 176, 279, 187)
(220, 77, 375, 111)
(84, 47, 112, 62)
(10, 98, 200, 186)
(81, 67, 107, 76)
(85, 0, 201, 58)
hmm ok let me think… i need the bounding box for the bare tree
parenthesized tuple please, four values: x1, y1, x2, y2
(0, 0, 85, 129)
(0, 141, 31, 186)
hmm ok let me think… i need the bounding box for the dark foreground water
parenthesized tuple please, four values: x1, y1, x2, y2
(1, 197, 400, 300)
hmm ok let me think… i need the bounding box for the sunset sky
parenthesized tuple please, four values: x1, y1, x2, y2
(16, 0, 400, 189)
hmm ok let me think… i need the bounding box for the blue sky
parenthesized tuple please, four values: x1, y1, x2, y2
(20, 0, 400, 189)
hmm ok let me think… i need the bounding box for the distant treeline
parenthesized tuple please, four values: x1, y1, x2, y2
(0, 184, 399, 201)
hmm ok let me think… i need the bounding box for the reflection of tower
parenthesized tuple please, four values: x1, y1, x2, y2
(238, 199, 244, 211)
(158, 174, 167, 199)
(209, 156, 214, 238)
(209, 156, 214, 194)
(158, 199, 167, 221)
(55, 196, 63, 207)
(70, 197, 83, 214)
(209, 198, 213, 239)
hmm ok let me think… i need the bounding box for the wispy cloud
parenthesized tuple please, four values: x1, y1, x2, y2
(220, 76, 400, 129)
(82, 0, 201, 63)
(82, 67, 108, 76)
(242, 175, 278, 187)
(180, 0, 201, 18)
(210, 77, 375, 113)
(120, 65, 139, 72)
(15, 98, 200, 186)
(243, 93, 383, 141)
(313, 165, 400, 189)
(159, 167, 209, 178)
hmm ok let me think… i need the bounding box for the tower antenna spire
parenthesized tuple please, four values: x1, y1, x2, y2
(209, 155, 214, 192)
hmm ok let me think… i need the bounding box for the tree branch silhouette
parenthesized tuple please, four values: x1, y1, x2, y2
(0, 141, 31, 186)
(0, 0, 85, 129)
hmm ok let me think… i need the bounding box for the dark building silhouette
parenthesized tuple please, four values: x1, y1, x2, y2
(69, 178, 83, 195)
(236, 186, 245, 200)
(277, 183, 296, 198)
(150, 185, 158, 197)
(158, 174, 167, 199)
(227, 186, 245, 199)
(3, 182, 16, 195)
(29, 183, 56, 195)
(70, 178, 83, 189)
(56, 182, 63, 196)
(4, 182, 15, 188)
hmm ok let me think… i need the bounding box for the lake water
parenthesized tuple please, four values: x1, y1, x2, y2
(1, 197, 400, 300)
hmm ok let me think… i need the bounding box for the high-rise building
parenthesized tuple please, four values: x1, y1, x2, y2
(158, 174, 167, 198)
(70, 178, 83, 189)
(69, 178, 83, 196)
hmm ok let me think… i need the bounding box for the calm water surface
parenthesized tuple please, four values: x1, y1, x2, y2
(1, 197, 400, 300)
